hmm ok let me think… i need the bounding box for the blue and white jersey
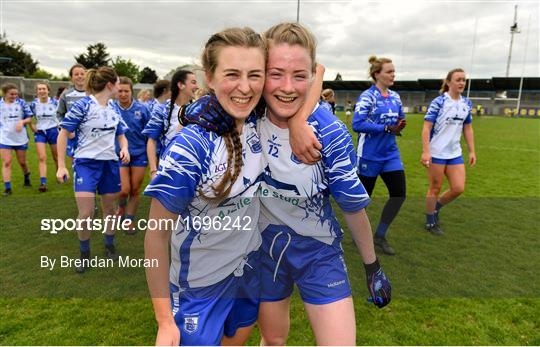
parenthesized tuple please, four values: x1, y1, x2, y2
(61, 95, 128, 160)
(0, 98, 33, 146)
(146, 98, 160, 115)
(142, 99, 181, 153)
(319, 100, 333, 113)
(111, 99, 151, 156)
(352, 85, 405, 162)
(425, 92, 472, 159)
(144, 114, 264, 289)
(56, 86, 86, 122)
(30, 97, 59, 131)
(258, 105, 370, 245)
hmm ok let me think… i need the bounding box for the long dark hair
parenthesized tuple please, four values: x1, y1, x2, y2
(165, 70, 193, 134)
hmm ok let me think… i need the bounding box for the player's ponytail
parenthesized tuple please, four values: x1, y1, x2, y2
(85, 66, 117, 95)
(440, 68, 465, 95)
(165, 70, 192, 134)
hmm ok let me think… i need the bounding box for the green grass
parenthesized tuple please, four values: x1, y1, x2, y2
(1, 114, 539, 345)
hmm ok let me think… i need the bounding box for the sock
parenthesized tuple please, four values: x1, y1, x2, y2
(4, 181, 11, 190)
(125, 214, 135, 221)
(40, 177, 47, 185)
(426, 214, 436, 226)
(104, 234, 115, 246)
(374, 222, 390, 238)
(24, 172, 30, 184)
(79, 239, 90, 253)
(435, 201, 443, 213)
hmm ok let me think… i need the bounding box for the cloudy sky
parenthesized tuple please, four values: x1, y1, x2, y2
(3, 0, 539, 81)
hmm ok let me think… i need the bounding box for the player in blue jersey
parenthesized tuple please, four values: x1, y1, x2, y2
(0, 83, 33, 196)
(29, 82, 59, 192)
(352, 56, 407, 256)
(320, 88, 336, 114)
(421, 68, 476, 235)
(56, 67, 130, 273)
(113, 77, 151, 233)
(143, 70, 199, 180)
(146, 79, 171, 116)
(256, 23, 390, 346)
(57, 63, 87, 158)
(144, 27, 268, 346)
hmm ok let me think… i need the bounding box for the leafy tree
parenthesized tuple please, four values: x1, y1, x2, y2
(28, 68, 53, 79)
(140, 66, 158, 84)
(0, 33, 38, 76)
(74, 42, 111, 69)
(112, 56, 141, 84)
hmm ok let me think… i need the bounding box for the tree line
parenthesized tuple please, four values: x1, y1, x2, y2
(0, 34, 158, 84)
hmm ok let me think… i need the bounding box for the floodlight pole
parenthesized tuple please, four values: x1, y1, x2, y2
(467, 17, 478, 99)
(516, 13, 531, 117)
(505, 5, 520, 77)
(296, 0, 300, 23)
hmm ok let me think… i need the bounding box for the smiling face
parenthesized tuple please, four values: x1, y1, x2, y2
(374, 62, 395, 89)
(4, 88, 18, 103)
(179, 73, 199, 100)
(36, 84, 49, 99)
(71, 67, 86, 90)
(206, 46, 265, 123)
(447, 71, 466, 95)
(263, 43, 312, 127)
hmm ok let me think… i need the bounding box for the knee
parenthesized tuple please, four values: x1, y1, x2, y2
(130, 186, 141, 197)
(261, 333, 288, 346)
(451, 185, 465, 196)
(2, 159, 11, 168)
(38, 154, 47, 163)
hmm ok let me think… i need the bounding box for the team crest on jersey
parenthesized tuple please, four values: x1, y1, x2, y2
(134, 111, 142, 119)
(183, 315, 199, 334)
(246, 132, 262, 153)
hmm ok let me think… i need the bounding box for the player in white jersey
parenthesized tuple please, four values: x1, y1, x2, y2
(143, 70, 198, 180)
(57, 64, 87, 158)
(257, 23, 391, 346)
(144, 27, 267, 346)
(421, 68, 476, 235)
(56, 67, 130, 273)
(29, 82, 59, 192)
(0, 83, 33, 196)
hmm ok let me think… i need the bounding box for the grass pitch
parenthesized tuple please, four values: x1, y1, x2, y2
(0, 113, 538, 345)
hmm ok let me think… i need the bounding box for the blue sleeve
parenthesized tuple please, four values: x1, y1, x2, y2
(143, 127, 211, 214)
(425, 97, 443, 123)
(21, 100, 33, 119)
(464, 99, 473, 124)
(142, 104, 166, 140)
(29, 101, 36, 117)
(60, 99, 86, 132)
(116, 117, 129, 136)
(352, 94, 385, 134)
(320, 119, 371, 213)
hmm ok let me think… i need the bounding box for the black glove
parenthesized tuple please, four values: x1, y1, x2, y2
(364, 258, 392, 308)
(180, 95, 235, 136)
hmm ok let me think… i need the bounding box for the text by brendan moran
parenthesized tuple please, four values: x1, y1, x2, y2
(40, 256, 158, 271)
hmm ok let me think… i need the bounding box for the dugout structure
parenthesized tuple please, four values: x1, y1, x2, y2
(324, 77, 540, 117)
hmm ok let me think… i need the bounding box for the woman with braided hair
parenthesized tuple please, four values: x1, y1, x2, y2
(142, 70, 198, 179)
(144, 27, 267, 346)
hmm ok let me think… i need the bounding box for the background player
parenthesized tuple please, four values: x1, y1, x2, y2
(421, 68, 476, 235)
(143, 70, 198, 179)
(113, 77, 151, 233)
(352, 56, 407, 256)
(29, 82, 59, 192)
(56, 63, 87, 158)
(56, 67, 130, 273)
(0, 83, 33, 196)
